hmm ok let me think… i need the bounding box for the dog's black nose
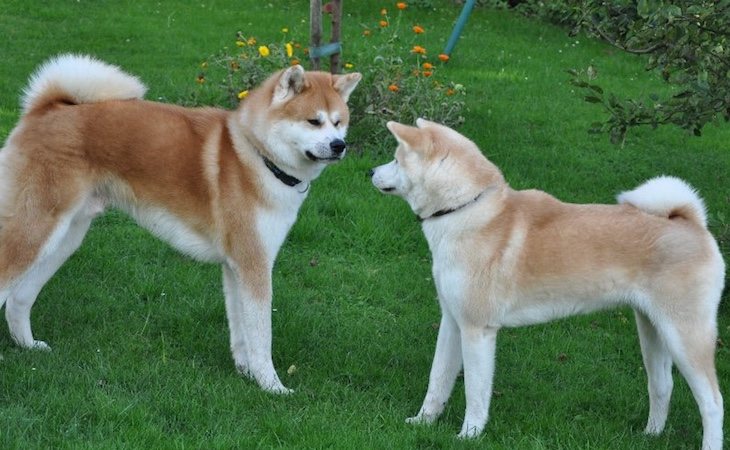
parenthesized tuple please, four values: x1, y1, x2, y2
(367, 169, 374, 177)
(330, 139, 346, 154)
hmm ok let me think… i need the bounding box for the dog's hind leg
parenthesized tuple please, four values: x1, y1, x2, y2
(656, 311, 723, 450)
(3, 198, 97, 350)
(634, 310, 673, 435)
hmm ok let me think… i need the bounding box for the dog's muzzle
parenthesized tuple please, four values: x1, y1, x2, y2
(306, 139, 347, 162)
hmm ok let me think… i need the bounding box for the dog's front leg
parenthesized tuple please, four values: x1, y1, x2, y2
(222, 262, 291, 394)
(407, 312, 462, 426)
(457, 326, 498, 439)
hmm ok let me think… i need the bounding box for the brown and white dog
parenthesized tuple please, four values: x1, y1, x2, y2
(370, 119, 725, 449)
(0, 54, 360, 393)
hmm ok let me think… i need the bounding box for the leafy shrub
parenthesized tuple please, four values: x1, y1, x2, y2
(346, 3, 467, 155)
(517, 0, 730, 145)
(191, 29, 304, 107)
(191, 2, 467, 156)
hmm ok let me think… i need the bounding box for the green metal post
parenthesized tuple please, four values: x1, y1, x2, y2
(443, 0, 476, 57)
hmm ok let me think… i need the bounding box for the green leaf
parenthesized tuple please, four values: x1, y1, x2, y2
(584, 95, 603, 103)
(588, 84, 604, 94)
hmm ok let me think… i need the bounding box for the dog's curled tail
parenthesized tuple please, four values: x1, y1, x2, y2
(617, 175, 707, 228)
(21, 54, 147, 115)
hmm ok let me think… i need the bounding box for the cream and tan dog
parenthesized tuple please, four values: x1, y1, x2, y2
(0, 54, 360, 393)
(370, 119, 724, 449)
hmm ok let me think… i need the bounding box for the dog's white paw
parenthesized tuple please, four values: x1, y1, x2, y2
(457, 423, 483, 439)
(643, 423, 665, 436)
(31, 340, 51, 351)
(406, 413, 437, 426)
(267, 384, 294, 395)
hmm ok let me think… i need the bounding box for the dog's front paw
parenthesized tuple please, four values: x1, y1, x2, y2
(457, 422, 483, 439)
(406, 412, 438, 426)
(266, 384, 294, 395)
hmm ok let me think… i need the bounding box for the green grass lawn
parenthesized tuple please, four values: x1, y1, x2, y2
(1, 1, 728, 448)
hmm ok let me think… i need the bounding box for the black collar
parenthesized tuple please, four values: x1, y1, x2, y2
(262, 156, 307, 190)
(417, 190, 489, 222)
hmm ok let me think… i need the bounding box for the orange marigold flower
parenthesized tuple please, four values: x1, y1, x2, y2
(438, 53, 450, 62)
(411, 45, 426, 55)
(381, 8, 387, 15)
(422, 62, 433, 70)
(379, 20, 388, 27)
(397, 2, 407, 10)
(363, 29, 372, 36)
(412, 25, 424, 34)
(388, 84, 399, 92)
(423, 71, 432, 77)
(446, 88, 456, 96)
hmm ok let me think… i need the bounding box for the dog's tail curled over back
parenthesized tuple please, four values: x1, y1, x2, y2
(21, 54, 147, 115)
(617, 175, 707, 228)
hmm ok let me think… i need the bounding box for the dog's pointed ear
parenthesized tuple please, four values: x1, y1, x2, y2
(416, 117, 438, 128)
(387, 121, 423, 148)
(273, 65, 306, 105)
(332, 72, 362, 103)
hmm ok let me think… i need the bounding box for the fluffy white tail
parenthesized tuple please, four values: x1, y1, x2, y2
(22, 54, 147, 114)
(617, 175, 707, 228)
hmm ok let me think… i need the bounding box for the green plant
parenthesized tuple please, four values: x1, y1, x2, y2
(518, 0, 730, 145)
(346, 3, 466, 155)
(192, 29, 306, 108)
(192, 2, 467, 156)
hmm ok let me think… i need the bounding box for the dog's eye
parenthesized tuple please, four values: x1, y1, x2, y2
(333, 120, 341, 127)
(307, 119, 322, 126)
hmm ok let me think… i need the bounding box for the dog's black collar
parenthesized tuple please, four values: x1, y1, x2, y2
(262, 156, 308, 192)
(417, 190, 489, 222)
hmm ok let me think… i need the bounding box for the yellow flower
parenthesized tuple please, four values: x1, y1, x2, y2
(235, 40, 245, 47)
(380, 8, 387, 15)
(281, 27, 289, 33)
(247, 37, 257, 46)
(200, 61, 208, 69)
(258, 46, 270, 57)
(237, 90, 249, 99)
(285, 42, 294, 58)
(344, 63, 354, 69)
